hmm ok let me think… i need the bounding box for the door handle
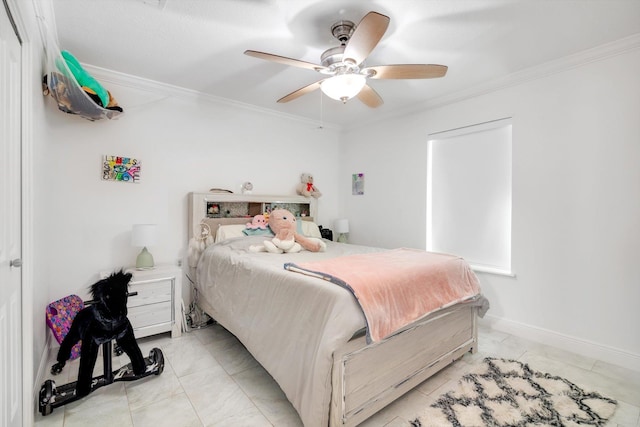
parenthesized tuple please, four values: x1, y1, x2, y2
(10, 258, 22, 267)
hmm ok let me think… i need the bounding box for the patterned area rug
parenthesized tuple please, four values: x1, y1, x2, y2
(411, 357, 617, 427)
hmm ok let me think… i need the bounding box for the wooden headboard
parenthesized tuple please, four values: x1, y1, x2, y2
(188, 192, 318, 240)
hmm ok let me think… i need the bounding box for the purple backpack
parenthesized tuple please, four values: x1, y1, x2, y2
(45, 295, 84, 360)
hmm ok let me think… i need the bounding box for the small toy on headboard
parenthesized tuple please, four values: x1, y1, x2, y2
(209, 188, 233, 193)
(187, 222, 214, 267)
(246, 214, 268, 229)
(296, 173, 322, 198)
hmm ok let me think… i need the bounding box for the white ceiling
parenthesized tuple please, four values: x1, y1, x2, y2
(52, 0, 640, 127)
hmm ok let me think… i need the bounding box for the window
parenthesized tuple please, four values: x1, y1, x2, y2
(427, 118, 513, 275)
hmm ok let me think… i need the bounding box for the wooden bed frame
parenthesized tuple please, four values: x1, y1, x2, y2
(331, 304, 477, 426)
(187, 192, 479, 427)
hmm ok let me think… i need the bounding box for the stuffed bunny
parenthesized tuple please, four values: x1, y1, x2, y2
(250, 209, 325, 253)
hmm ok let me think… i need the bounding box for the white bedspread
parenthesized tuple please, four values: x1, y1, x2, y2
(196, 237, 379, 426)
(195, 237, 485, 426)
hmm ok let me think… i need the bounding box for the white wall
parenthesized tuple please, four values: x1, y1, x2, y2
(341, 46, 640, 369)
(19, 1, 343, 398)
(22, 9, 640, 400)
(38, 80, 341, 304)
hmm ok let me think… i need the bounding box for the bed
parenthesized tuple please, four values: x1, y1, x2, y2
(188, 192, 489, 427)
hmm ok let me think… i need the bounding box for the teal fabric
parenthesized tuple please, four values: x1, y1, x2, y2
(243, 227, 274, 236)
(61, 50, 110, 108)
(242, 218, 305, 236)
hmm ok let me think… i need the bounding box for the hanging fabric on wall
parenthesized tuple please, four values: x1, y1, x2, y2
(35, 0, 123, 121)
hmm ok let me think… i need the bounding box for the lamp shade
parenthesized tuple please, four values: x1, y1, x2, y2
(131, 224, 157, 247)
(334, 219, 350, 234)
(321, 74, 366, 102)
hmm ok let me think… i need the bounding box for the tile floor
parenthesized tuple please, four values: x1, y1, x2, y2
(34, 323, 640, 427)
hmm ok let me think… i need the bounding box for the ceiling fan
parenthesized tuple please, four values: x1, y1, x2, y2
(244, 11, 448, 108)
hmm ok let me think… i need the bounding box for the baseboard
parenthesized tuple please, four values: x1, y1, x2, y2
(480, 314, 640, 373)
(33, 333, 53, 410)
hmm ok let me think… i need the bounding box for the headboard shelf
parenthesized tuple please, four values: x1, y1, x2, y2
(188, 192, 317, 239)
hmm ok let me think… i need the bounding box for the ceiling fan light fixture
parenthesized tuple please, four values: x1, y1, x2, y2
(245, 11, 445, 108)
(321, 74, 366, 103)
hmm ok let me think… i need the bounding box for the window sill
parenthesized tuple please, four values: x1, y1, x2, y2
(470, 265, 516, 278)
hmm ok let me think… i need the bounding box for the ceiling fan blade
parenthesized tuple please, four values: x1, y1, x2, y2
(277, 80, 324, 103)
(343, 11, 390, 66)
(244, 50, 326, 72)
(364, 64, 448, 79)
(357, 84, 384, 108)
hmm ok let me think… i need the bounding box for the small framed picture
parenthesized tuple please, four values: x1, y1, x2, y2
(352, 173, 364, 195)
(207, 203, 221, 217)
(102, 155, 140, 183)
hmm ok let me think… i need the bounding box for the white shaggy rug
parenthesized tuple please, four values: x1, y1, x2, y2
(411, 357, 617, 427)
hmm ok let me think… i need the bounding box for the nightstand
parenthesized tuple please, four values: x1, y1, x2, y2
(101, 264, 182, 339)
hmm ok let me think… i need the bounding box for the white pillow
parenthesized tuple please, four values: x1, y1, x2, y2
(300, 221, 322, 238)
(215, 224, 247, 242)
(215, 221, 321, 242)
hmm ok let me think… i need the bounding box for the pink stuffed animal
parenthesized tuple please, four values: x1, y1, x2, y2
(246, 214, 268, 229)
(250, 209, 326, 253)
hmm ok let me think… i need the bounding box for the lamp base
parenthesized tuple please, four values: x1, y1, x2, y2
(136, 247, 155, 269)
(337, 233, 348, 243)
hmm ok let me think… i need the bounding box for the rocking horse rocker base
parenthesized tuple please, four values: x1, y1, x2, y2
(39, 341, 164, 416)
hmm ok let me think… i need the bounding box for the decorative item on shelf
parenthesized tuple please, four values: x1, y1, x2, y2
(335, 219, 349, 243)
(241, 181, 253, 194)
(207, 203, 221, 217)
(296, 173, 322, 198)
(132, 224, 157, 269)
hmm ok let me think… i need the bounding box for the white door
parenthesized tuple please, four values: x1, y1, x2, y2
(1, 2, 23, 426)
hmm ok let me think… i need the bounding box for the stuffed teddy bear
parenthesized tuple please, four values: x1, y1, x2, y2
(246, 214, 268, 229)
(250, 209, 326, 253)
(296, 173, 322, 198)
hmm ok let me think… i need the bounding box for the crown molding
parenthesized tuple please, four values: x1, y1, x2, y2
(427, 33, 640, 108)
(83, 64, 342, 131)
(346, 33, 640, 132)
(84, 33, 639, 134)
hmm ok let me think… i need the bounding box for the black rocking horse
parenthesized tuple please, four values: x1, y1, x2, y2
(39, 270, 164, 416)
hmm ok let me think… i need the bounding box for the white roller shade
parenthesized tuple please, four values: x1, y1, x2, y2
(427, 118, 512, 275)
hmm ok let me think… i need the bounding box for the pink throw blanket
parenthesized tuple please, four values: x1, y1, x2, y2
(285, 248, 482, 343)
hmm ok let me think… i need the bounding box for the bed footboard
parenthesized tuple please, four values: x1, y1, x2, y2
(330, 303, 478, 427)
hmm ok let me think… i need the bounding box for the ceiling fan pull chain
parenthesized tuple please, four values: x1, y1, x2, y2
(319, 89, 324, 130)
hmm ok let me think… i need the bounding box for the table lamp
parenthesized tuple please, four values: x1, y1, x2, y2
(132, 224, 157, 269)
(335, 219, 349, 243)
